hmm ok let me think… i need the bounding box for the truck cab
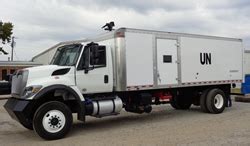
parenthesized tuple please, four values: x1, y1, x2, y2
(10, 42, 114, 98)
(4, 41, 121, 140)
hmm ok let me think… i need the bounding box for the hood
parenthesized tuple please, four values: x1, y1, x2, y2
(26, 65, 71, 76)
(25, 65, 75, 86)
(26, 65, 68, 72)
(11, 65, 76, 98)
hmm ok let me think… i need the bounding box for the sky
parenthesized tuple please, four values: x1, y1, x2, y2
(0, 0, 250, 61)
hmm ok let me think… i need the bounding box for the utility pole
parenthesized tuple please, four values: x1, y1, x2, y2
(0, 27, 2, 55)
(0, 21, 2, 36)
(10, 36, 16, 61)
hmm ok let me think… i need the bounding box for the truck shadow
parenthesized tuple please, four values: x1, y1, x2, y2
(8, 106, 203, 141)
(2, 105, 232, 141)
(69, 105, 205, 137)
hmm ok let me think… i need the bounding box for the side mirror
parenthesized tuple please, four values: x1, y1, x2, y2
(82, 47, 96, 74)
(91, 45, 100, 64)
(93, 46, 101, 58)
(83, 48, 90, 73)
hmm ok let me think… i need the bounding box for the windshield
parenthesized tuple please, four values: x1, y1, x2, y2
(51, 44, 82, 66)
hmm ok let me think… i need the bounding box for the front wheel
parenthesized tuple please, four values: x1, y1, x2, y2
(33, 101, 73, 140)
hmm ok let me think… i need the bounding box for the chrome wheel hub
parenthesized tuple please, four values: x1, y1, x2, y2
(42, 110, 66, 133)
(214, 94, 224, 109)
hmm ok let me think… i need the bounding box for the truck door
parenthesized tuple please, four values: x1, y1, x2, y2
(76, 43, 113, 94)
(156, 39, 178, 85)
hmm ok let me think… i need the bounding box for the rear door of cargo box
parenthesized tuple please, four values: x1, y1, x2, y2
(125, 32, 154, 87)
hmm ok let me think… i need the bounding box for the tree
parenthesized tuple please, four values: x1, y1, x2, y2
(0, 21, 13, 56)
(0, 21, 14, 44)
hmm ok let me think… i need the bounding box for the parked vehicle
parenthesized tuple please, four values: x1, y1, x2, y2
(0, 81, 11, 95)
(4, 28, 243, 140)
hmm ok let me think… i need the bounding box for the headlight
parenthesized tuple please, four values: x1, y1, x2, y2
(22, 85, 43, 98)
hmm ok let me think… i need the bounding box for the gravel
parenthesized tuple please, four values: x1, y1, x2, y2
(1, 99, 250, 146)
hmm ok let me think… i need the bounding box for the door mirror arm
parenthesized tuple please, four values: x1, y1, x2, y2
(84, 68, 89, 74)
(84, 65, 95, 74)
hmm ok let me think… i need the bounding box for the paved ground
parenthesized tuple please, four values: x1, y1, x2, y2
(1, 99, 250, 146)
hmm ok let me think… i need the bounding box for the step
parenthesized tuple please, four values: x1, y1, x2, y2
(0, 94, 11, 100)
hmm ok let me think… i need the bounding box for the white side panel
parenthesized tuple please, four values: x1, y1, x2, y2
(156, 39, 178, 85)
(244, 51, 250, 75)
(125, 32, 153, 86)
(181, 37, 243, 83)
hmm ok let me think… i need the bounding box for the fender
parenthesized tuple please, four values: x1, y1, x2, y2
(34, 84, 85, 121)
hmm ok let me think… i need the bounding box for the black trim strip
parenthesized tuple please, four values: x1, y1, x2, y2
(230, 93, 244, 95)
(51, 68, 70, 76)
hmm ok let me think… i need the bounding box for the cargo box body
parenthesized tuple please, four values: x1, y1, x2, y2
(31, 27, 244, 93)
(98, 28, 244, 91)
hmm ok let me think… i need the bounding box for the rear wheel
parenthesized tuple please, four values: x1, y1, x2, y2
(206, 89, 226, 114)
(33, 101, 73, 140)
(170, 95, 180, 109)
(170, 95, 192, 110)
(200, 89, 210, 113)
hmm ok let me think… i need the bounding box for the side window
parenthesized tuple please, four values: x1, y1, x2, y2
(163, 55, 172, 63)
(77, 45, 106, 71)
(90, 46, 106, 67)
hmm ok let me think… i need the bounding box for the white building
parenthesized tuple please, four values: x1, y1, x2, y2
(32, 39, 85, 65)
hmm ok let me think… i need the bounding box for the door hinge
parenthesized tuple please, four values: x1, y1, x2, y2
(175, 43, 180, 47)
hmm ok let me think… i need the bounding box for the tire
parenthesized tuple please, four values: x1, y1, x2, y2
(206, 89, 226, 114)
(192, 97, 200, 106)
(170, 95, 180, 109)
(170, 95, 192, 110)
(33, 101, 73, 140)
(177, 95, 192, 110)
(200, 89, 210, 113)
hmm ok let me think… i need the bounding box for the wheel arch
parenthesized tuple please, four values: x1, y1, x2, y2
(33, 84, 85, 122)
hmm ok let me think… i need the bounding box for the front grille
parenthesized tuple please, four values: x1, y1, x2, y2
(11, 70, 29, 98)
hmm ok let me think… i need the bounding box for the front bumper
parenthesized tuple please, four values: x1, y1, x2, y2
(4, 98, 35, 124)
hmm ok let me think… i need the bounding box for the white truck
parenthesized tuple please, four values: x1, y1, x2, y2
(4, 28, 243, 140)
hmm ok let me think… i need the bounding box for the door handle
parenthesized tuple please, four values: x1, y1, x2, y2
(104, 75, 108, 83)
